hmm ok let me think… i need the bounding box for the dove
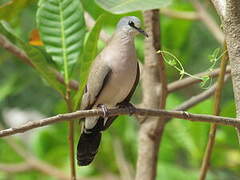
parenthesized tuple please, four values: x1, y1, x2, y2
(77, 16, 148, 166)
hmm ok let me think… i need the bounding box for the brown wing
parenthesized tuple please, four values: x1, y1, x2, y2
(121, 62, 140, 103)
(80, 64, 112, 110)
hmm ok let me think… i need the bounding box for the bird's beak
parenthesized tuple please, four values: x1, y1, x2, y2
(134, 27, 149, 37)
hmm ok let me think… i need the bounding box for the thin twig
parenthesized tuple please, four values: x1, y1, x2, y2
(168, 65, 231, 93)
(163, 75, 229, 123)
(174, 75, 229, 112)
(65, 88, 76, 180)
(0, 107, 239, 138)
(199, 43, 229, 180)
(191, 0, 224, 43)
(0, 163, 33, 173)
(160, 8, 199, 20)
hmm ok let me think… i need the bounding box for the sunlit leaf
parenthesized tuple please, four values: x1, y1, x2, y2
(73, 14, 106, 109)
(95, 0, 171, 14)
(37, 0, 86, 83)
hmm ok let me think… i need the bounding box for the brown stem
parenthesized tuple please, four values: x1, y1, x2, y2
(223, 0, 240, 143)
(199, 43, 229, 180)
(65, 87, 76, 180)
(136, 9, 168, 180)
(0, 107, 240, 138)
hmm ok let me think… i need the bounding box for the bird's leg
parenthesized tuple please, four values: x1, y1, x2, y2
(97, 104, 109, 118)
(117, 101, 136, 115)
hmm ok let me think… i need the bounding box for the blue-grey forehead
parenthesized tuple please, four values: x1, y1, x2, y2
(117, 16, 141, 29)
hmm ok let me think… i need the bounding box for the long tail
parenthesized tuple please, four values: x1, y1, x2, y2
(77, 131, 102, 166)
(77, 116, 117, 166)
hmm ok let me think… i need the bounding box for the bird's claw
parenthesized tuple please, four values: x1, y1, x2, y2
(118, 102, 135, 115)
(97, 104, 109, 118)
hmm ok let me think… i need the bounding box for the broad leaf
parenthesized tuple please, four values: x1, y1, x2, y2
(0, 21, 65, 95)
(95, 0, 171, 14)
(37, 0, 86, 83)
(73, 14, 106, 110)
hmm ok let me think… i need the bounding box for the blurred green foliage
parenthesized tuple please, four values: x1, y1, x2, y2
(0, 0, 239, 180)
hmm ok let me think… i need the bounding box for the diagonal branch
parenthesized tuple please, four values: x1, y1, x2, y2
(168, 65, 231, 93)
(174, 74, 230, 112)
(191, 0, 224, 43)
(0, 107, 239, 138)
(199, 44, 229, 180)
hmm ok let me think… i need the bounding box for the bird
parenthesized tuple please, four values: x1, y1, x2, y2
(77, 16, 148, 166)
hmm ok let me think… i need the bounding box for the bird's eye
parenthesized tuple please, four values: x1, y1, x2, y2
(128, 21, 135, 27)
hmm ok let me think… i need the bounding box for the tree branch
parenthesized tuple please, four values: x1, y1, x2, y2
(136, 9, 168, 180)
(174, 75, 229, 112)
(191, 0, 224, 43)
(168, 65, 231, 93)
(199, 43, 229, 180)
(0, 107, 239, 138)
(223, 0, 240, 143)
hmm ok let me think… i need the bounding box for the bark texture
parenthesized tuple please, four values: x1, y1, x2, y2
(135, 10, 167, 180)
(223, 0, 240, 141)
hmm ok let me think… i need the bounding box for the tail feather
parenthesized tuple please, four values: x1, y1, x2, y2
(77, 132, 102, 166)
(77, 116, 117, 166)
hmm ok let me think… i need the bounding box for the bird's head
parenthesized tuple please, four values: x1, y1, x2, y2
(117, 16, 148, 37)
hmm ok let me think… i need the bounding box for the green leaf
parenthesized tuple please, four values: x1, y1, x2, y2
(95, 0, 171, 14)
(0, 0, 30, 22)
(73, 14, 106, 110)
(37, 0, 86, 83)
(0, 21, 65, 95)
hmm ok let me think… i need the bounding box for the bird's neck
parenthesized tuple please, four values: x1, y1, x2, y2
(112, 30, 134, 46)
